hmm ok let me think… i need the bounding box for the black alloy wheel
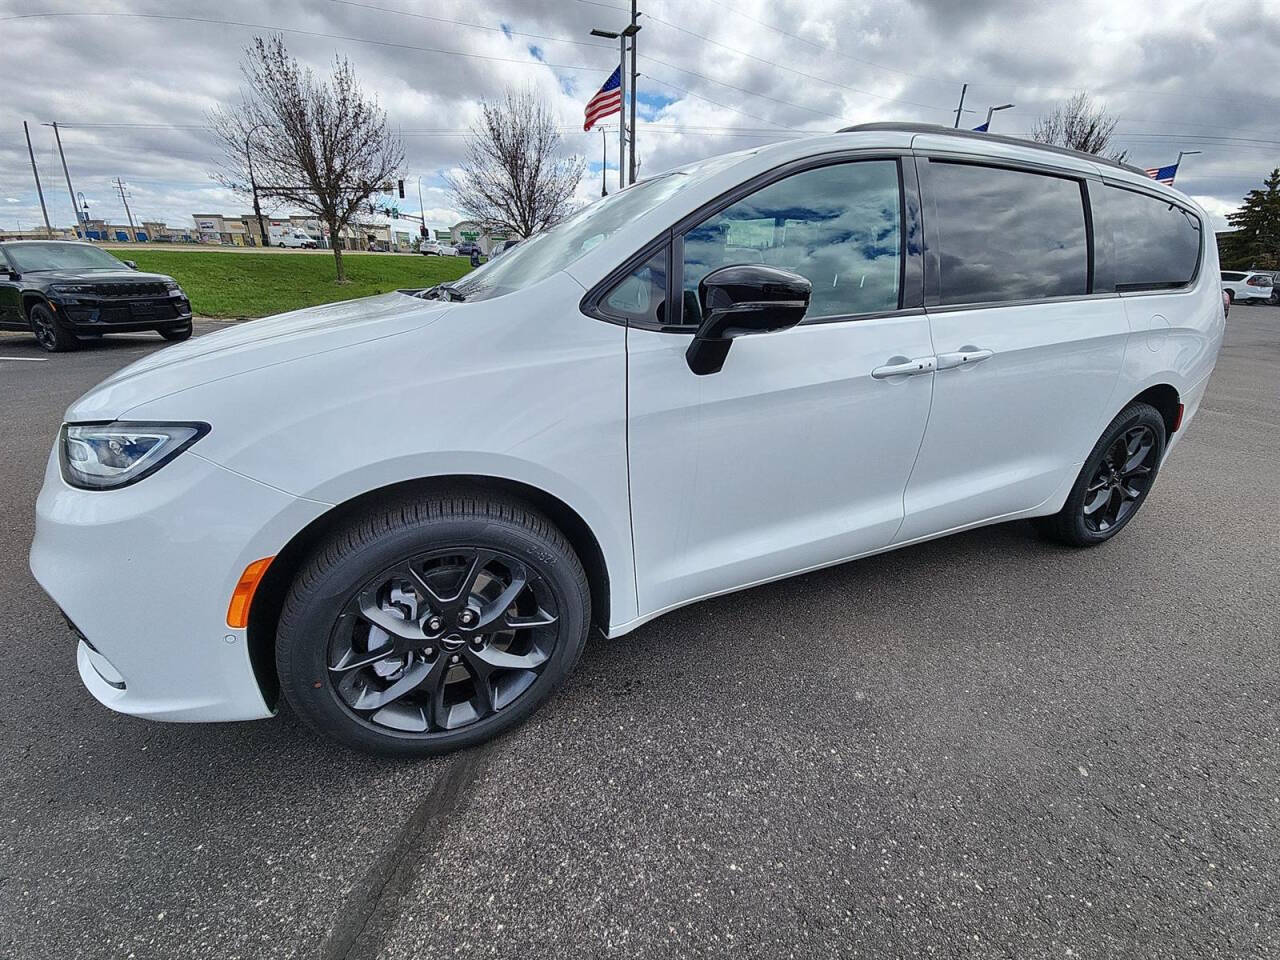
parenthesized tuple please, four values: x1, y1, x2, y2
(277, 494, 590, 757)
(328, 548, 560, 734)
(1080, 424, 1159, 534)
(28, 302, 78, 352)
(1038, 402, 1167, 547)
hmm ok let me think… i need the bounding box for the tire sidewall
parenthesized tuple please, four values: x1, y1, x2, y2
(277, 511, 589, 757)
(28, 302, 76, 352)
(1061, 404, 1167, 545)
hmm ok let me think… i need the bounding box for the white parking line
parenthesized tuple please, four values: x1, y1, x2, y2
(0, 356, 49, 362)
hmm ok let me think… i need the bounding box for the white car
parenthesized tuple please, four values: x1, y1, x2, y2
(30, 124, 1225, 757)
(421, 240, 457, 256)
(1219, 270, 1273, 304)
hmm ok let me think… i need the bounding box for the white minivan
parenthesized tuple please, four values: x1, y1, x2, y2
(30, 124, 1224, 756)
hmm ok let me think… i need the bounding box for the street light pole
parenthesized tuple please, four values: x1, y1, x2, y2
(591, 25, 632, 190)
(23, 122, 53, 238)
(627, 0, 640, 186)
(1174, 150, 1201, 186)
(45, 122, 82, 239)
(982, 103, 1015, 131)
(601, 128, 608, 196)
(245, 123, 270, 248)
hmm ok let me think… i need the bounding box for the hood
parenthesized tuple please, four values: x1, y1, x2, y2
(33, 268, 174, 285)
(66, 291, 452, 422)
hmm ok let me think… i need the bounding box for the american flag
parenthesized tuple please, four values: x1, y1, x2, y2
(583, 67, 622, 132)
(1145, 163, 1178, 186)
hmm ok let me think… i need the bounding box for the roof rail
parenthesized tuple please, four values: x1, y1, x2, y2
(837, 122, 1150, 178)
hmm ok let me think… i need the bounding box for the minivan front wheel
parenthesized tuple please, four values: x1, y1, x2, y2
(276, 493, 590, 757)
(1039, 402, 1166, 547)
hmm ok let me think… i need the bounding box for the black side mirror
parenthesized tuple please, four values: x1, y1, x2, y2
(123, 260, 137, 270)
(685, 264, 811, 375)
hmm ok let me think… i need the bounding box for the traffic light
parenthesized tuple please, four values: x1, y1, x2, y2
(397, 179, 405, 199)
(420, 225, 428, 238)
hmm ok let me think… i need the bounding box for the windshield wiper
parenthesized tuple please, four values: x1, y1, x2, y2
(423, 283, 465, 302)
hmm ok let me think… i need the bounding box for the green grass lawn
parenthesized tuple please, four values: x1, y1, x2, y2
(108, 250, 472, 318)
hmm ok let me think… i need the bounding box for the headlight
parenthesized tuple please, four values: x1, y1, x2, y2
(59, 422, 209, 490)
(164, 280, 183, 294)
(50, 283, 97, 295)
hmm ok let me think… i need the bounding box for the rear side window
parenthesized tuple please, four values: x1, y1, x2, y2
(922, 161, 1089, 306)
(1092, 185, 1201, 292)
(1220, 271, 1244, 281)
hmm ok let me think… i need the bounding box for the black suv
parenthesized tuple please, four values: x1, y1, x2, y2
(0, 240, 192, 352)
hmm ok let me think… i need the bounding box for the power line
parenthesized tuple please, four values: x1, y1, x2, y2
(321, 0, 615, 52)
(639, 12, 951, 113)
(0, 12, 608, 73)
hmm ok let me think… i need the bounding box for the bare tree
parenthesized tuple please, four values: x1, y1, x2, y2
(1030, 92, 1128, 163)
(446, 88, 585, 239)
(210, 35, 404, 282)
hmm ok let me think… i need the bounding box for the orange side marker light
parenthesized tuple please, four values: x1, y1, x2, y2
(227, 557, 274, 629)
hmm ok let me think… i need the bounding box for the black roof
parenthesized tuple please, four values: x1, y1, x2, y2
(838, 122, 1150, 177)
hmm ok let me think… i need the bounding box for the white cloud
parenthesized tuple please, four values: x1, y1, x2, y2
(0, 0, 1274, 233)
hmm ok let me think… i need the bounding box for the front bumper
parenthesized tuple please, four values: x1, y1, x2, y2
(29, 443, 328, 723)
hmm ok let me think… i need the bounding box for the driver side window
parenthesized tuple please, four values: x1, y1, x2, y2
(680, 159, 902, 326)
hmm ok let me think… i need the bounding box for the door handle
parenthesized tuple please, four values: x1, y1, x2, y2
(935, 347, 993, 370)
(871, 355, 936, 379)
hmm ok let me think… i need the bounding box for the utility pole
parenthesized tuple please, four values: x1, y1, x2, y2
(952, 84, 968, 129)
(44, 122, 81, 239)
(601, 128, 608, 196)
(23, 122, 53, 238)
(114, 177, 137, 239)
(627, 0, 640, 186)
(245, 124, 270, 248)
(617, 33, 626, 190)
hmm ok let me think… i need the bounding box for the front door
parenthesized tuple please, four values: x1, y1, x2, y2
(897, 157, 1130, 542)
(622, 157, 936, 618)
(0, 250, 20, 328)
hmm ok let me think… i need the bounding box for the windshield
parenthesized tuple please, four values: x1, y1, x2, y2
(449, 154, 746, 303)
(4, 242, 127, 273)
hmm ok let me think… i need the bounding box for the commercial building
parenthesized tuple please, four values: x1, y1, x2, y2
(448, 220, 512, 255)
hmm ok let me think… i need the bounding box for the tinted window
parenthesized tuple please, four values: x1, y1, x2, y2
(923, 161, 1088, 305)
(681, 160, 901, 324)
(600, 247, 667, 326)
(1092, 184, 1201, 292)
(1220, 271, 1244, 281)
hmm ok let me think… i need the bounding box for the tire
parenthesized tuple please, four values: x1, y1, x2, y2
(27, 301, 79, 352)
(276, 492, 591, 757)
(1225, 290, 1234, 305)
(1037, 402, 1167, 547)
(158, 322, 193, 342)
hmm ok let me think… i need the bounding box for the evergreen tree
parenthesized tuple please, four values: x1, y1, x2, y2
(1221, 168, 1280, 270)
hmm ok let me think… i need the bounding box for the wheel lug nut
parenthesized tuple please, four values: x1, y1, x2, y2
(450, 654, 459, 664)
(424, 647, 434, 657)
(428, 617, 443, 631)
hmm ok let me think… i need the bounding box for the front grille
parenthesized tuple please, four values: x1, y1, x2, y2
(86, 282, 170, 297)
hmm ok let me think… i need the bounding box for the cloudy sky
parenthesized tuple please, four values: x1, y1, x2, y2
(1, 0, 1277, 235)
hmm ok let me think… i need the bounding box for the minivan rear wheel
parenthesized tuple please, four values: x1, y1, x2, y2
(276, 492, 590, 757)
(1038, 402, 1166, 547)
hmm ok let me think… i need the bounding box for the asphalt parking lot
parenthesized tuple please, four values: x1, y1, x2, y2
(1, 307, 1277, 959)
